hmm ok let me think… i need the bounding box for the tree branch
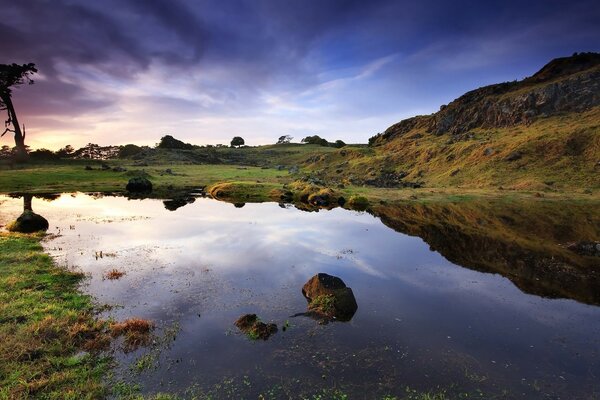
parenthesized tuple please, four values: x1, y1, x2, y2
(1, 127, 15, 137)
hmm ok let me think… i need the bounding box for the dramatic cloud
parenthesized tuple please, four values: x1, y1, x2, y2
(1, 0, 599, 149)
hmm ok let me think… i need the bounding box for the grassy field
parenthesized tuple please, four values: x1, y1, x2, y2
(0, 233, 109, 399)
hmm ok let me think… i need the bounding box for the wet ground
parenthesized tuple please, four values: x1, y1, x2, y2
(1, 193, 599, 399)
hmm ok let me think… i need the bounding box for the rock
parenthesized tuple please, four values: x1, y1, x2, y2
(84, 165, 93, 170)
(276, 165, 285, 171)
(288, 165, 299, 174)
(234, 314, 278, 340)
(8, 210, 49, 233)
(101, 163, 110, 170)
(302, 273, 358, 322)
(483, 147, 496, 156)
(567, 241, 600, 257)
(112, 166, 127, 172)
(126, 177, 153, 192)
(504, 151, 523, 162)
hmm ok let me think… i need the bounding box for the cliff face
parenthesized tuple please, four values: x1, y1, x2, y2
(374, 52, 600, 144)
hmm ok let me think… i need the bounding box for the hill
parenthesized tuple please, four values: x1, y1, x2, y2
(301, 52, 600, 191)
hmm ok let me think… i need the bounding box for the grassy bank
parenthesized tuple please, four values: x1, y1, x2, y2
(0, 233, 109, 399)
(1, 161, 598, 205)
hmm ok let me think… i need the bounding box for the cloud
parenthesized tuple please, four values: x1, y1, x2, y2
(0, 0, 598, 149)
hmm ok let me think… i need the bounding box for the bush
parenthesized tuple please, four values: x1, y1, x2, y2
(157, 135, 193, 150)
(118, 144, 142, 158)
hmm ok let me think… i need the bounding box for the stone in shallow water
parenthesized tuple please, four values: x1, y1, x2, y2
(234, 314, 278, 340)
(302, 273, 358, 322)
(8, 210, 49, 233)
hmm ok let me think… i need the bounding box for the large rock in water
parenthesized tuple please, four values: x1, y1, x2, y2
(8, 210, 49, 233)
(126, 177, 152, 192)
(302, 273, 358, 322)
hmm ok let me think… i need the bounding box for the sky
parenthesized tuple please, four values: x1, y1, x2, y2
(1, 0, 599, 150)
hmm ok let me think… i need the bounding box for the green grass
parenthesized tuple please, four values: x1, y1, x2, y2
(0, 232, 110, 399)
(0, 163, 288, 194)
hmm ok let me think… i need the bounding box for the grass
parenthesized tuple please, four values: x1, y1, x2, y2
(103, 269, 126, 280)
(110, 318, 154, 352)
(302, 106, 600, 192)
(0, 232, 110, 399)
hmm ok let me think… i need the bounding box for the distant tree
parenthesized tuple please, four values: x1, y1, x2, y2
(29, 148, 58, 161)
(333, 140, 346, 148)
(230, 136, 245, 147)
(301, 135, 329, 146)
(0, 144, 13, 159)
(0, 63, 37, 161)
(276, 135, 293, 144)
(118, 144, 142, 158)
(55, 145, 74, 158)
(157, 135, 193, 150)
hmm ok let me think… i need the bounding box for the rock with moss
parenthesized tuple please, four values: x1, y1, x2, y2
(126, 177, 153, 192)
(7, 210, 49, 233)
(347, 195, 369, 211)
(302, 273, 358, 322)
(234, 314, 278, 340)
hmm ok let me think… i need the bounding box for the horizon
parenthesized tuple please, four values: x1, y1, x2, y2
(1, 0, 599, 151)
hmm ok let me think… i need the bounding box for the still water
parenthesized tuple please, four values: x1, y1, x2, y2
(1, 193, 599, 399)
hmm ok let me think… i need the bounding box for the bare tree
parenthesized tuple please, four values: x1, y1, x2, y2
(0, 63, 37, 161)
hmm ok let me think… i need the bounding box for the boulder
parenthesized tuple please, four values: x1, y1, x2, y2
(504, 151, 523, 162)
(234, 314, 278, 340)
(567, 241, 600, 257)
(126, 177, 153, 192)
(8, 210, 49, 233)
(302, 273, 358, 322)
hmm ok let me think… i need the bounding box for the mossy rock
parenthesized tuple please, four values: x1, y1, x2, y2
(347, 195, 369, 211)
(302, 273, 358, 322)
(126, 177, 153, 192)
(234, 314, 278, 340)
(7, 210, 49, 233)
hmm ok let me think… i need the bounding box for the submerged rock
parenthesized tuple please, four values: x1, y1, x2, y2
(302, 273, 358, 322)
(234, 314, 278, 340)
(8, 210, 49, 233)
(126, 177, 153, 192)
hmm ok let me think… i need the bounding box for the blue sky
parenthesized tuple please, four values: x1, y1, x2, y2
(1, 0, 599, 149)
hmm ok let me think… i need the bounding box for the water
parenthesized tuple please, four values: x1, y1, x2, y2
(1, 193, 599, 399)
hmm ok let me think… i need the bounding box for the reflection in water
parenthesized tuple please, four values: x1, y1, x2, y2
(372, 201, 600, 305)
(163, 196, 196, 211)
(0, 193, 599, 398)
(5, 194, 50, 233)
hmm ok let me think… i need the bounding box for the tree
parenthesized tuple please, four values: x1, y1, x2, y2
(55, 145, 74, 158)
(0, 63, 37, 161)
(230, 136, 245, 147)
(301, 135, 329, 146)
(333, 140, 346, 148)
(157, 134, 193, 150)
(276, 135, 293, 144)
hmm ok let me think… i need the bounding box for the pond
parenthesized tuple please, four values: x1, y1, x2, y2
(1, 193, 599, 399)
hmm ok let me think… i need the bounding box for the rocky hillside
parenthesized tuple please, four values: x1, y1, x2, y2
(303, 53, 600, 191)
(373, 52, 600, 143)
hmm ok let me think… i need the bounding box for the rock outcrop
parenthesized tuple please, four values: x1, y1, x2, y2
(372, 52, 600, 145)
